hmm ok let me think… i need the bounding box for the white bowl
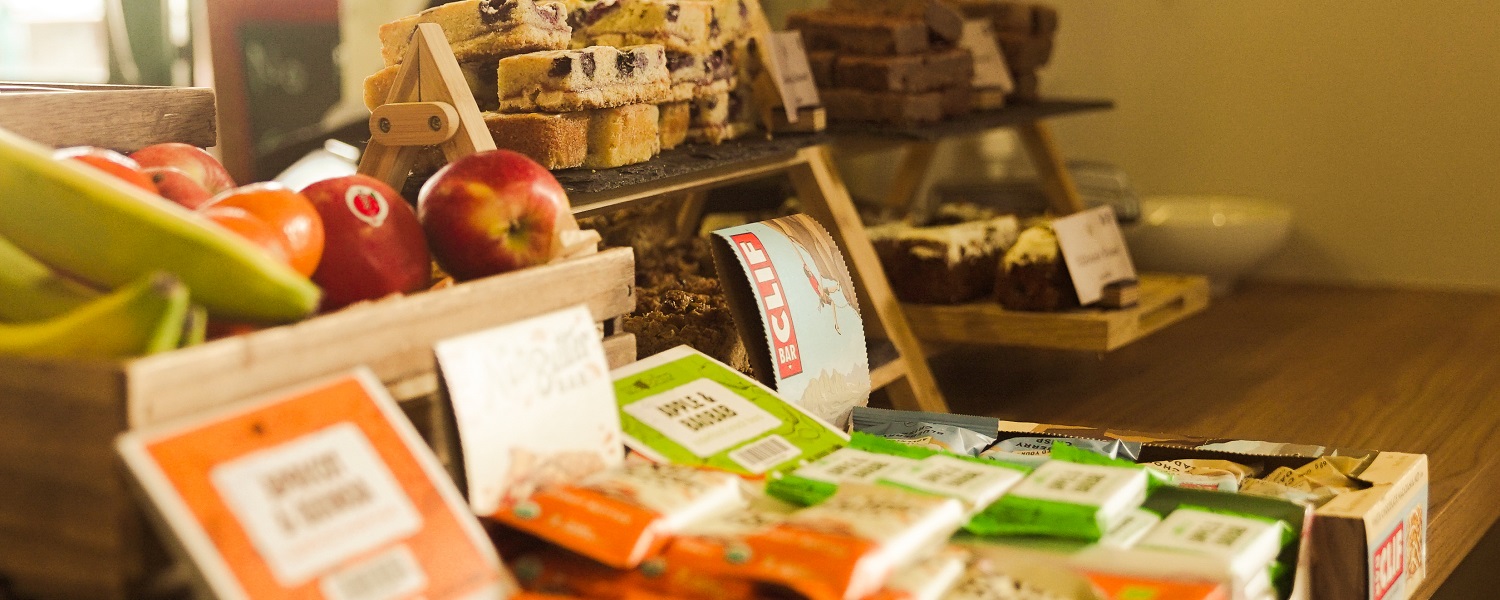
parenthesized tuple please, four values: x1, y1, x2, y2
(1122, 195, 1292, 295)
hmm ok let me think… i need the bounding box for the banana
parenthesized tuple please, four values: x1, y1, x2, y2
(0, 232, 98, 322)
(0, 126, 320, 322)
(0, 272, 190, 359)
(178, 304, 208, 348)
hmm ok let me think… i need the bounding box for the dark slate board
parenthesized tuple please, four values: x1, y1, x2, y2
(555, 132, 828, 195)
(825, 98, 1114, 141)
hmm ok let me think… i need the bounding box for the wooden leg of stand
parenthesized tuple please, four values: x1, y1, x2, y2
(788, 145, 950, 414)
(1015, 120, 1086, 215)
(675, 190, 710, 239)
(883, 140, 940, 217)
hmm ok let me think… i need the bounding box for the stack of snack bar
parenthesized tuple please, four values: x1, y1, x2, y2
(566, 0, 758, 145)
(950, 0, 1057, 102)
(788, 0, 975, 124)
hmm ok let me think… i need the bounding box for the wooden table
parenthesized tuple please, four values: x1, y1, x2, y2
(927, 282, 1500, 599)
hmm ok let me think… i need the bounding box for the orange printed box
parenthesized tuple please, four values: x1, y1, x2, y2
(117, 368, 516, 600)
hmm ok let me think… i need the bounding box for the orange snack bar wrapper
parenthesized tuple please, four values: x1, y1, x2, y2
(492, 462, 748, 569)
(1083, 571, 1230, 600)
(665, 484, 967, 600)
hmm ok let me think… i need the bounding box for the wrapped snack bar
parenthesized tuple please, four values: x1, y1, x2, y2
(493, 462, 747, 568)
(967, 444, 1161, 541)
(1136, 505, 1294, 599)
(981, 436, 1137, 468)
(1148, 459, 1259, 493)
(853, 406, 996, 456)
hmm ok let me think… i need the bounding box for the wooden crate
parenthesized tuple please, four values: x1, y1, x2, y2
(0, 247, 636, 600)
(900, 273, 1210, 352)
(0, 82, 217, 151)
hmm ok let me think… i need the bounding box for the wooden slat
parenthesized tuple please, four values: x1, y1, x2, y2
(883, 140, 939, 215)
(124, 247, 635, 427)
(602, 332, 638, 369)
(901, 274, 1209, 352)
(1015, 120, 1086, 214)
(0, 87, 216, 151)
(869, 357, 908, 391)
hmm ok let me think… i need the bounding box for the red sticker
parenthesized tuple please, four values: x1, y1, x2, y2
(346, 185, 390, 228)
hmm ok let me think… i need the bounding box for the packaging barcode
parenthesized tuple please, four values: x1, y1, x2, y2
(728, 435, 800, 474)
(321, 545, 426, 600)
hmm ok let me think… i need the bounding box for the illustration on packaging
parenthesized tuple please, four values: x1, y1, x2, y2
(710, 214, 871, 429)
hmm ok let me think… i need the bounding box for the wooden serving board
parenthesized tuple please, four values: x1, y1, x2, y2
(0, 82, 217, 151)
(0, 247, 635, 600)
(900, 273, 1211, 352)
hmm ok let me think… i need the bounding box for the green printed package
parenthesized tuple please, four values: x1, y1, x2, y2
(766, 432, 1029, 515)
(966, 444, 1165, 541)
(853, 413, 996, 456)
(612, 346, 848, 476)
(1137, 504, 1295, 597)
(980, 436, 1136, 467)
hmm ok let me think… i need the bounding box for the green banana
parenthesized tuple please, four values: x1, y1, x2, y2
(0, 126, 320, 322)
(0, 271, 190, 359)
(0, 232, 98, 322)
(178, 304, 208, 348)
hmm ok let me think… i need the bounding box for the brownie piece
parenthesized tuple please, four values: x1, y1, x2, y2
(807, 51, 837, 88)
(658, 100, 690, 149)
(940, 84, 973, 118)
(833, 48, 973, 92)
(364, 59, 500, 111)
(497, 44, 671, 112)
(822, 88, 943, 124)
(584, 103, 660, 168)
(379, 0, 571, 67)
(786, 10, 930, 55)
(569, 0, 716, 54)
(996, 224, 1078, 311)
(869, 214, 1019, 304)
(483, 111, 588, 169)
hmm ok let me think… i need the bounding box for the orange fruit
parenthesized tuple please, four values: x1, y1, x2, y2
(201, 182, 325, 276)
(54, 146, 157, 193)
(201, 206, 293, 266)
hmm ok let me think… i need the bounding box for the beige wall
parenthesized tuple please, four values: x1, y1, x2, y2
(1035, 1, 1500, 290)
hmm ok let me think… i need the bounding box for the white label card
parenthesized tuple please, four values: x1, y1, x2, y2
(622, 378, 782, 457)
(793, 448, 919, 485)
(769, 31, 822, 123)
(434, 305, 621, 516)
(210, 423, 424, 587)
(961, 20, 1013, 92)
(1051, 205, 1139, 305)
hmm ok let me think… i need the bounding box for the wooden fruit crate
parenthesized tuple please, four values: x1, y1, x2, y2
(0, 82, 217, 151)
(900, 273, 1210, 352)
(0, 247, 636, 600)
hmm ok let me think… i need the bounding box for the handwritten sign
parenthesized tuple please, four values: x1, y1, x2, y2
(116, 369, 513, 600)
(1051, 205, 1139, 305)
(433, 305, 621, 516)
(961, 20, 1014, 92)
(769, 31, 822, 123)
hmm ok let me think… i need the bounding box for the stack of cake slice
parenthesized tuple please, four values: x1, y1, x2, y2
(949, 0, 1057, 102)
(565, 0, 759, 145)
(788, 2, 975, 124)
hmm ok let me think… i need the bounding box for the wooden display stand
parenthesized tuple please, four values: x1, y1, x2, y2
(828, 100, 1211, 352)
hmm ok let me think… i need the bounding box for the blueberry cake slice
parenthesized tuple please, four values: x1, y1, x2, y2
(483, 112, 589, 169)
(497, 44, 671, 112)
(379, 0, 571, 67)
(664, 43, 737, 101)
(584, 103, 661, 168)
(568, 0, 716, 54)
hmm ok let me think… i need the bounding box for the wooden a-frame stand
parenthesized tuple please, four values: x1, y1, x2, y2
(358, 23, 949, 413)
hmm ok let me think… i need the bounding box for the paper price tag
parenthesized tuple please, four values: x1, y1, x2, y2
(116, 369, 513, 600)
(1051, 205, 1139, 305)
(769, 31, 822, 123)
(961, 20, 1014, 92)
(433, 305, 622, 516)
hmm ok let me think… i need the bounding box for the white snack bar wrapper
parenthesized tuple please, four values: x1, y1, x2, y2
(883, 455, 1026, 515)
(1136, 507, 1285, 585)
(882, 547, 970, 600)
(580, 462, 749, 531)
(794, 447, 922, 485)
(1097, 508, 1162, 548)
(1005, 461, 1150, 532)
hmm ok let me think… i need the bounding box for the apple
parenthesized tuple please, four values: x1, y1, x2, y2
(54, 146, 156, 193)
(129, 142, 237, 194)
(417, 150, 571, 281)
(301, 174, 431, 311)
(145, 166, 213, 209)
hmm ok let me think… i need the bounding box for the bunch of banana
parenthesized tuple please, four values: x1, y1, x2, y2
(0, 126, 320, 323)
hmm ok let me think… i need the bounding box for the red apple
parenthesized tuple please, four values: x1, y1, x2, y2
(129, 142, 237, 194)
(54, 146, 156, 193)
(145, 166, 213, 209)
(417, 150, 570, 281)
(301, 174, 431, 311)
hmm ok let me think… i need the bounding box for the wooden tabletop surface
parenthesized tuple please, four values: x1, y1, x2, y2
(926, 281, 1500, 599)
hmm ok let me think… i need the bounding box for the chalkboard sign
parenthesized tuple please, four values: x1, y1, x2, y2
(239, 22, 342, 180)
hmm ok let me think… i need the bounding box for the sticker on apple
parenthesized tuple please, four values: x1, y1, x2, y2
(347, 185, 389, 228)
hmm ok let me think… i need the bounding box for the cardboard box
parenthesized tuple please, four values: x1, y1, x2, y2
(852, 407, 1430, 600)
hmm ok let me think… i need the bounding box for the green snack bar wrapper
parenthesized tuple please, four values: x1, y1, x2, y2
(767, 433, 1030, 517)
(966, 446, 1160, 541)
